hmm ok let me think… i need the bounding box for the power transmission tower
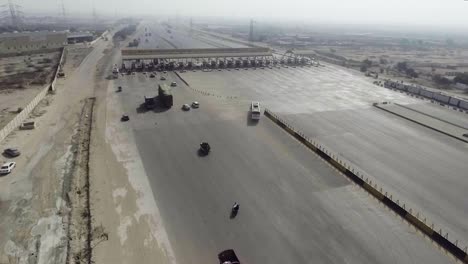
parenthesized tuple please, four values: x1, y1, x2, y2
(59, 0, 66, 24)
(92, 6, 97, 26)
(1, 0, 23, 30)
(190, 18, 193, 34)
(249, 19, 254, 42)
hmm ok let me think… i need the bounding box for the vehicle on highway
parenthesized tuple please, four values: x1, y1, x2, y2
(231, 202, 240, 218)
(144, 96, 156, 110)
(158, 84, 173, 108)
(182, 104, 190, 111)
(160, 76, 166, 80)
(218, 249, 240, 264)
(121, 115, 130, 122)
(0, 162, 16, 174)
(3, 148, 20, 157)
(199, 142, 211, 155)
(192, 101, 199, 108)
(170, 82, 177, 87)
(250, 102, 261, 120)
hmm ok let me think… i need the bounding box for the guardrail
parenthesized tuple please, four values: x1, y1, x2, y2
(264, 108, 468, 264)
(0, 47, 65, 143)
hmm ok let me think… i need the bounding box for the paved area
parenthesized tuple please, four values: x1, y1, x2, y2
(178, 64, 468, 251)
(106, 65, 455, 263)
(375, 103, 468, 141)
(398, 102, 468, 130)
(138, 22, 246, 50)
(179, 65, 420, 113)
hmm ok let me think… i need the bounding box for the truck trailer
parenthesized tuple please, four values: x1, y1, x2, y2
(158, 84, 173, 108)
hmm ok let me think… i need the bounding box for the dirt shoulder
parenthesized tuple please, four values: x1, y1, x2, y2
(89, 31, 176, 264)
(0, 37, 108, 263)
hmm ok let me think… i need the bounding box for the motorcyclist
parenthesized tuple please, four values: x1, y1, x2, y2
(232, 202, 239, 212)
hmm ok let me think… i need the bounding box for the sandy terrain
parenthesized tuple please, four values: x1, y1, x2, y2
(0, 52, 61, 130)
(0, 36, 108, 263)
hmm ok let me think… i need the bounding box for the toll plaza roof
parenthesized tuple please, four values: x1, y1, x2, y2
(121, 47, 272, 60)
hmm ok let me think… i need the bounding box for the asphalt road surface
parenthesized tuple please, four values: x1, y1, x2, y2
(179, 65, 468, 250)
(112, 68, 453, 263)
(138, 22, 247, 50)
(111, 24, 461, 263)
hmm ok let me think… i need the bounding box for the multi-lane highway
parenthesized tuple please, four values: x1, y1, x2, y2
(180, 62, 468, 249)
(111, 22, 461, 263)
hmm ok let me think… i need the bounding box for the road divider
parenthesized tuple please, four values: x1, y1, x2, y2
(174, 71, 190, 87)
(373, 103, 468, 144)
(264, 108, 468, 264)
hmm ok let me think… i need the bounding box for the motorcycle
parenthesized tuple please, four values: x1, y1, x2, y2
(230, 203, 239, 219)
(199, 142, 211, 155)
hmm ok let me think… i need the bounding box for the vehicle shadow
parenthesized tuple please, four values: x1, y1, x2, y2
(197, 149, 209, 157)
(1, 153, 12, 159)
(135, 97, 170, 114)
(229, 210, 238, 219)
(246, 112, 259, 126)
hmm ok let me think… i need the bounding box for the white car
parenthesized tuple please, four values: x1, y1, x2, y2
(0, 162, 16, 174)
(182, 104, 191, 111)
(192, 101, 199, 108)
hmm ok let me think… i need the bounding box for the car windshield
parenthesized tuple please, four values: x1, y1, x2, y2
(1, 166, 8, 169)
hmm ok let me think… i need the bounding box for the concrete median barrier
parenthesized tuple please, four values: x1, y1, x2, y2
(264, 108, 468, 264)
(174, 71, 190, 87)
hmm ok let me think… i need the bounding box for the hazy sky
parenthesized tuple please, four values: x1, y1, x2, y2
(17, 0, 468, 27)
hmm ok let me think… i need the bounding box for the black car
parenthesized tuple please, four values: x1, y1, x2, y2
(3, 148, 20, 157)
(121, 115, 130, 122)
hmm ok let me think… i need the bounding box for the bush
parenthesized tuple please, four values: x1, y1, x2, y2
(454, 73, 468, 85)
(432, 74, 452, 85)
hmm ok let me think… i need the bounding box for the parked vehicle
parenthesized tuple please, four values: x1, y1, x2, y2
(171, 82, 177, 87)
(3, 148, 20, 157)
(0, 162, 16, 174)
(192, 101, 199, 108)
(20, 121, 35, 130)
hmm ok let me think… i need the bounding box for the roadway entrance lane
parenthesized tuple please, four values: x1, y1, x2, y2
(114, 73, 453, 264)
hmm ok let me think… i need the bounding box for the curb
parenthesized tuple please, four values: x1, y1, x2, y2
(264, 108, 468, 264)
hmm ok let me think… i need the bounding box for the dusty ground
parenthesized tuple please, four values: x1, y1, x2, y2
(0, 51, 61, 130)
(89, 24, 176, 264)
(0, 23, 173, 264)
(0, 36, 108, 264)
